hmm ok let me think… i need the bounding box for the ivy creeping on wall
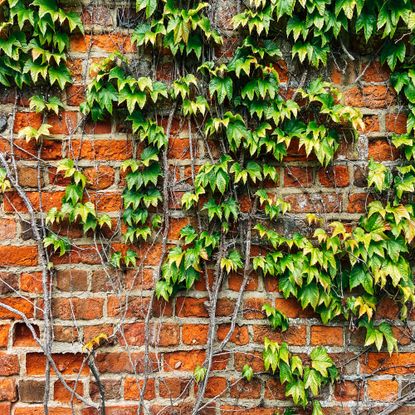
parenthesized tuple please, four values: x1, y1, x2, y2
(0, 0, 83, 88)
(1, 0, 415, 414)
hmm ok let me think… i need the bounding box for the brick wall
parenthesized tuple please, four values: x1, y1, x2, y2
(0, 1, 413, 415)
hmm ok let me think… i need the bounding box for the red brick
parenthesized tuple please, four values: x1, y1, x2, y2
(3, 191, 64, 213)
(82, 324, 113, 344)
(15, 408, 72, 415)
(217, 325, 249, 345)
(311, 326, 343, 346)
(0, 219, 16, 240)
(361, 353, 415, 374)
(0, 246, 37, 266)
(52, 298, 104, 320)
(204, 376, 227, 398)
(168, 138, 190, 159)
(56, 270, 88, 292)
(70, 140, 133, 161)
(0, 298, 34, 319)
(51, 245, 103, 265)
(26, 353, 88, 376)
(375, 298, 399, 320)
(84, 166, 115, 190)
(70, 34, 135, 53)
(361, 115, 380, 133)
(362, 61, 390, 82)
(220, 407, 274, 415)
(54, 380, 84, 403)
(122, 323, 144, 346)
(368, 139, 400, 161)
(0, 378, 16, 401)
(228, 273, 258, 291)
(95, 352, 157, 374)
(253, 325, 307, 346)
(17, 166, 43, 188)
(107, 296, 149, 319)
(163, 350, 205, 371)
(66, 85, 85, 106)
(344, 86, 395, 108)
(0, 273, 18, 294)
(264, 378, 286, 400)
(90, 379, 121, 401)
(13, 113, 42, 132)
(0, 353, 19, 375)
(47, 112, 78, 135)
(367, 379, 398, 401)
(67, 59, 85, 82)
(158, 377, 190, 398)
(53, 326, 78, 343)
(275, 298, 315, 318)
(84, 121, 112, 135)
(230, 378, 261, 399)
(285, 193, 342, 213)
(124, 378, 155, 400)
(82, 6, 113, 27)
(318, 165, 350, 187)
(0, 403, 11, 414)
(216, 298, 236, 317)
(182, 324, 209, 345)
(234, 351, 263, 372)
(385, 113, 407, 134)
(284, 166, 313, 187)
(334, 380, 363, 401)
(347, 193, 372, 214)
(176, 297, 208, 318)
(0, 326, 9, 348)
(20, 272, 43, 294)
(168, 217, 192, 240)
(0, 138, 62, 160)
(243, 297, 267, 319)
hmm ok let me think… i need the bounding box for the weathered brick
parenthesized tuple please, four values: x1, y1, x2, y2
(52, 298, 104, 320)
(84, 165, 115, 190)
(20, 272, 43, 294)
(0, 219, 16, 240)
(18, 380, 45, 403)
(0, 378, 16, 401)
(0, 353, 19, 375)
(56, 269, 88, 292)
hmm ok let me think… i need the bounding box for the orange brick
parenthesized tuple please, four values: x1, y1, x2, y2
(182, 324, 209, 345)
(124, 378, 155, 400)
(54, 380, 84, 403)
(385, 113, 407, 134)
(26, 353, 89, 376)
(367, 379, 399, 401)
(0, 325, 9, 348)
(163, 350, 205, 371)
(311, 326, 344, 346)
